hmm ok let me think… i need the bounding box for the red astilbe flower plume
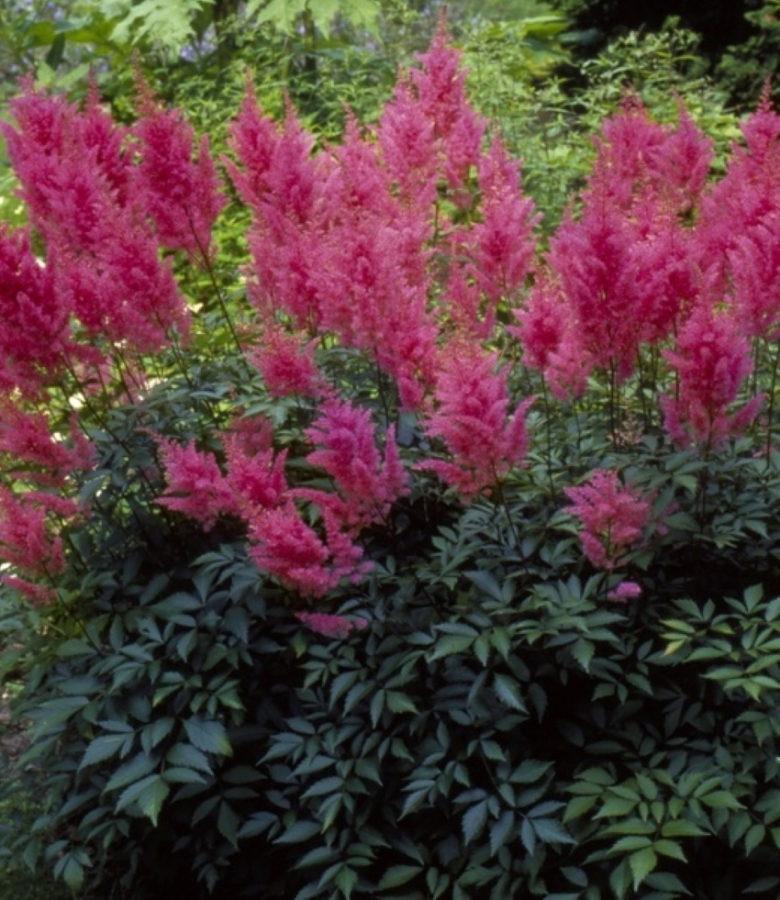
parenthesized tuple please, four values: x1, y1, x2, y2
(463, 138, 537, 327)
(304, 399, 409, 529)
(248, 501, 370, 598)
(132, 79, 225, 257)
(224, 437, 288, 517)
(295, 611, 367, 639)
(417, 344, 533, 499)
(249, 327, 323, 398)
(0, 407, 93, 485)
(564, 469, 651, 571)
(0, 226, 72, 397)
(0, 488, 72, 603)
(729, 211, 780, 339)
(650, 106, 714, 213)
(660, 304, 762, 448)
(156, 438, 238, 530)
(549, 188, 645, 382)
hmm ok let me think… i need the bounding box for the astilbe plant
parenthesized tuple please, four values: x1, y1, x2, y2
(3, 26, 780, 899)
(0, 21, 778, 622)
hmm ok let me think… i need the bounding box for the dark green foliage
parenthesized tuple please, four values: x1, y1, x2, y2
(3, 354, 780, 896)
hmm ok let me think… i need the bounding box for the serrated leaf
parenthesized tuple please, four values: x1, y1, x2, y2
(430, 634, 475, 660)
(493, 673, 526, 711)
(166, 743, 212, 774)
(104, 753, 156, 793)
(137, 776, 170, 826)
(275, 820, 320, 844)
(80, 733, 128, 769)
(462, 800, 488, 844)
(700, 791, 743, 810)
(377, 865, 422, 890)
(532, 818, 575, 844)
(184, 718, 231, 756)
(489, 810, 515, 855)
(629, 847, 657, 890)
(661, 819, 708, 838)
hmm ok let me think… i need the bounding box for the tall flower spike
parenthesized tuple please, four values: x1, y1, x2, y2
(0, 226, 72, 397)
(132, 82, 226, 257)
(0, 489, 67, 597)
(417, 344, 533, 499)
(471, 138, 537, 308)
(549, 192, 644, 381)
(248, 503, 338, 598)
(661, 304, 762, 448)
(305, 399, 409, 529)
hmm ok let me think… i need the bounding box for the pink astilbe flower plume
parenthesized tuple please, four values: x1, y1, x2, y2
(295, 611, 368, 639)
(411, 16, 486, 190)
(378, 79, 438, 209)
(650, 105, 714, 212)
(314, 212, 437, 409)
(224, 437, 288, 516)
(156, 438, 238, 530)
(694, 88, 780, 286)
(132, 76, 225, 257)
(417, 344, 533, 499)
(608, 580, 643, 602)
(249, 327, 323, 398)
(661, 304, 762, 448)
(248, 503, 368, 598)
(470, 137, 537, 311)
(0, 407, 92, 485)
(0, 488, 72, 603)
(510, 273, 567, 371)
(249, 504, 332, 596)
(564, 469, 651, 571)
(0, 226, 72, 397)
(588, 95, 666, 211)
(729, 211, 780, 339)
(304, 400, 409, 529)
(549, 190, 645, 382)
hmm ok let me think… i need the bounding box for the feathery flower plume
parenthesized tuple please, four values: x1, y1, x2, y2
(305, 400, 409, 529)
(564, 469, 651, 570)
(250, 328, 323, 398)
(156, 438, 237, 530)
(661, 304, 762, 448)
(417, 344, 533, 498)
(295, 611, 368, 638)
(132, 77, 225, 257)
(0, 226, 71, 397)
